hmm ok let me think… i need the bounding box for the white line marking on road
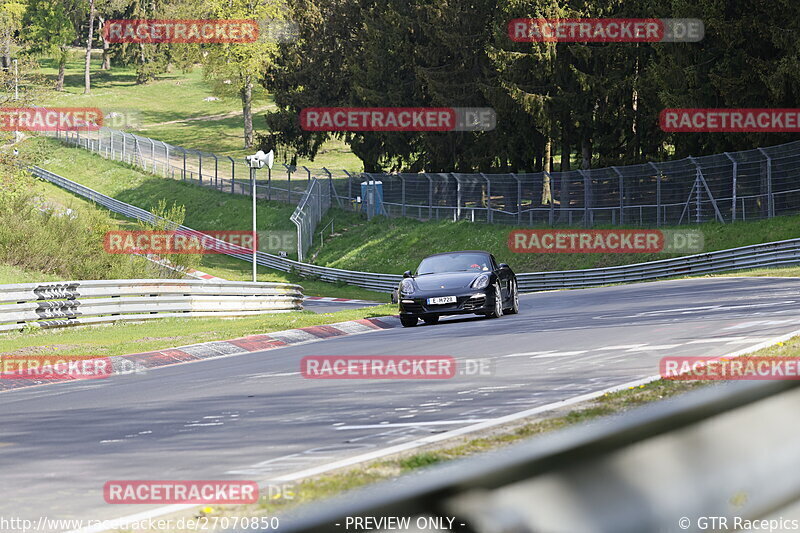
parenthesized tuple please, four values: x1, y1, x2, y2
(502, 351, 556, 358)
(626, 344, 681, 351)
(335, 420, 490, 430)
(64, 326, 800, 533)
(530, 350, 587, 358)
(595, 344, 647, 350)
(686, 337, 746, 344)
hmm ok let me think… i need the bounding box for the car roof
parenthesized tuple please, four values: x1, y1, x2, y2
(422, 250, 490, 258)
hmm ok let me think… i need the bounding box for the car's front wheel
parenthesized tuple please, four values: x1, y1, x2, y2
(486, 283, 503, 319)
(400, 315, 419, 327)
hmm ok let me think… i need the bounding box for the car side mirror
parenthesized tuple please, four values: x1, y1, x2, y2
(498, 263, 510, 270)
(403, 270, 413, 278)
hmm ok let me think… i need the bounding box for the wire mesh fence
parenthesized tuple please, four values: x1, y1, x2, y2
(290, 178, 331, 262)
(44, 115, 800, 231)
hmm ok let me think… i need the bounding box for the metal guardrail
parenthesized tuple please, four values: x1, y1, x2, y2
(30, 166, 800, 295)
(0, 279, 304, 332)
(277, 379, 800, 533)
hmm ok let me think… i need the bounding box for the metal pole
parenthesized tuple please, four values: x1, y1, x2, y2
(648, 162, 661, 226)
(427, 174, 433, 219)
(579, 169, 591, 227)
(251, 166, 257, 282)
(198, 151, 203, 184)
(182, 149, 186, 180)
(212, 154, 218, 189)
(612, 166, 624, 226)
(227, 156, 235, 193)
(512, 173, 522, 224)
(401, 174, 406, 217)
(480, 173, 491, 223)
(724, 152, 737, 221)
(757, 148, 774, 218)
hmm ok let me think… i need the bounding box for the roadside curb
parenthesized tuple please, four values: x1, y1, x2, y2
(0, 316, 400, 392)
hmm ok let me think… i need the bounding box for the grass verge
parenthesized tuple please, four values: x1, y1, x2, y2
(0, 304, 396, 355)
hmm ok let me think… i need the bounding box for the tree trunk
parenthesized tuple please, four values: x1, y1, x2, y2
(241, 76, 254, 149)
(541, 137, 552, 204)
(99, 16, 111, 69)
(1, 31, 10, 71)
(56, 50, 66, 91)
(84, 0, 95, 94)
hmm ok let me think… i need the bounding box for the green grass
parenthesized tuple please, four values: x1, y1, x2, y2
(18, 137, 386, 299)
(34, 50, 363, 169)
(0, 263, 62, 284)
(0, 303, 395, 355)
(307, 210, 800, 275)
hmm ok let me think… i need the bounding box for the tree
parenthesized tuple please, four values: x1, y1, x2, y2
(83, 0, 95, 93)
(0, 0, 26, 70)
(20, 0, 78, 90)
(203, 0, 284, 149)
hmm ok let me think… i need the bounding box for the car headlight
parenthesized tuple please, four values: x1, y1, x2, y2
(400, 278, 415, 294)
(471, 274, 490, 289)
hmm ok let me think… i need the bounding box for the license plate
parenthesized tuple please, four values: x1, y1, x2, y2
(427, 296, 457, 305)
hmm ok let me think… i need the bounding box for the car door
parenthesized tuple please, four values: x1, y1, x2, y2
(490, 254, 509, 301)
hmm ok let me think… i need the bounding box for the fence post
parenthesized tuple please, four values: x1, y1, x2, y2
(197, 150, 203, 184)
(227, 156, 235, 193)
(724, 152, 737, 221)
(611, 166, 624, 226)
(122, 132, 127, 162)
(579, 169, 592, 227)
(163, 141, 170, 178)
(181, 148, 187, 180)
(648, 162, 661, 226)
(284, 164, 294, 203)
(480, 173, 492, 223)
(511, 173, 522, 223)
(304, 166, 311, 187)
(212, 153, 218, 189)
(148, 137, 155, 172)
(109, 130, 115, 159)
(426, 174, 434, 219)
(757, 148, 774, 218)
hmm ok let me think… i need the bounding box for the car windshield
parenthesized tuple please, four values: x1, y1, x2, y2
(417, 253, 491, 274)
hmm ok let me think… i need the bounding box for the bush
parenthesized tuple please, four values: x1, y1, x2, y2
(0, 164, 161, 280)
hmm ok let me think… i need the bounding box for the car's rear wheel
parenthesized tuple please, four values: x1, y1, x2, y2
(504, 280, 519, 314)
(422, 315, 439, 325)
(486, 284, 503, 318)
(400, 315, 419, 327)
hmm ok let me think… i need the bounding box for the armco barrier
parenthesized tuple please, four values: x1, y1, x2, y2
(30, 166, 800, 294)
(0, 279, 303, 332)
(275, 380, 800, 533)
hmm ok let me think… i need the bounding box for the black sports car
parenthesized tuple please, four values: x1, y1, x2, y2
(396, 251, 519, 327)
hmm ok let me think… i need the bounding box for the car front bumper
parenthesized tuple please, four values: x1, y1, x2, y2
(398, 291, 497, 316)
